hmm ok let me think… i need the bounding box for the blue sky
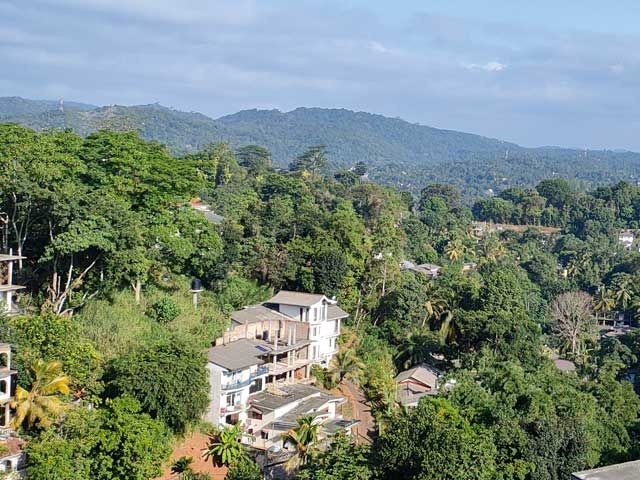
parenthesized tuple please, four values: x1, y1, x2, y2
(1, 0, 640, 150)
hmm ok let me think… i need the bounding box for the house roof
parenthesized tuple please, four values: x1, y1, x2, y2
(267, 290, 328, 307)
(250, 384, 339, 413)
(553, 358, 577, 373)
(0, 437, 25, 458)
(327, 305, 349, 320)
(395, 364, 441, 387)
(572, 460, 640, 480)
(207, 339, 265, 371)
(231, 304, 291, 325)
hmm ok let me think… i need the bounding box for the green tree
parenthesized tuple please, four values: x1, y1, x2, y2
(146, 297, 182, 324)
(372, 397, 497, 480)
(282, 415, 323, 472)
(330, 349, 364, 385)
(225, 456, 263, 480)
(202, 424, 248, 467)
(106, 336, 209, 433)
(297, 432, 372, 480)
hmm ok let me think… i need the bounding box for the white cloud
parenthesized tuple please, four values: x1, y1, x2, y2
(465, 61, 506, 72)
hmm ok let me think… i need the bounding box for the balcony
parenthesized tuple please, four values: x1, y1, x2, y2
(252, 366, 268, 378)
(221, 377, 252, 391)
(220, 404, 245, 415)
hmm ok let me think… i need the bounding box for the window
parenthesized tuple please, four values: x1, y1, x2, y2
(250, 378, 263, 394)
(226, 392, 239, 407)
(0, 380, 6, 394)
(261, 431, 269, 440)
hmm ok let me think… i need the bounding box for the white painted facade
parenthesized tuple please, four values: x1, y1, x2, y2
(205, 362, 268, 427)
(272, 297, 340, 365)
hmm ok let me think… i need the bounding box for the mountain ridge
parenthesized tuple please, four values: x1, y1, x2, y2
(1, 96, 639, 197)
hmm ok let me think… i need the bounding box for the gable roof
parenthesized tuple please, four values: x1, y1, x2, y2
(395, 364, 441, 387)
(249, 384, 337, 413)
(327, 304, 349, 320)
(267, 290, 328, 307)
(231, 304, 292, 325)
(207, 339, 265, 371)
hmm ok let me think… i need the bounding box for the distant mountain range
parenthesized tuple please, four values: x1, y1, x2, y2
(2, 96, 639, 198)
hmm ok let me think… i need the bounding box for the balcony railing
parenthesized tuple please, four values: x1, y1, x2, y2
(252, 366, 268, 378)
(221, 377, 252, 391)
(220, 404, 245, 415)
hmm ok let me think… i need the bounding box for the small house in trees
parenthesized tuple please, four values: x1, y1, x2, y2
(188, 198, 224, 224)
(395, 364, 442, 407)
(618, 230, 637, 250)
(0, 252, 25, 315)
(572, 459, 640, 479)
(400, 260, 442, 279)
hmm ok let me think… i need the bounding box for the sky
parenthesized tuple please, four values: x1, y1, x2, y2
(2, 0, 640, 150)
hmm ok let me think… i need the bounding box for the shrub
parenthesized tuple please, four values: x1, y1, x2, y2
(146, 297, 181, 324)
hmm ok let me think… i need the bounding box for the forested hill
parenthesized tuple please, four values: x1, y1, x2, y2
(2, 96, 640, 197)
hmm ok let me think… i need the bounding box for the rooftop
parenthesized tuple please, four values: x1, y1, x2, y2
(327, 304, 349, 320)
(395, 364, 442, 387)
(266, 290, 328, 307)
(572, 460, 640, 480)
(250, 384, 340, 413)
(231, 304, 291, 325)
(207, 339, 265, 371)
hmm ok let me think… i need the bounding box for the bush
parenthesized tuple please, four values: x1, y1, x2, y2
(225, 457, 262, 480)
(146, 297, 182, 323)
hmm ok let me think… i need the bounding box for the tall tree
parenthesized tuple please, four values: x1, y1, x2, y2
(550, 291, 596, 356)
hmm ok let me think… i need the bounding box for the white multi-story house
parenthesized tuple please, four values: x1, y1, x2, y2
(0, 253, 25, 315)
(0, 344, 25, 479)
(206, 290, 350, 430)
(265, 291, 346, 365)
(205, 339, 269, 426)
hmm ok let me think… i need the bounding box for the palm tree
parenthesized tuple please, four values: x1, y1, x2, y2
(11, 359, 70, 430)
(445, 239, 464, 262)
(593, 285, 615, 324)
(330, 349, 364, 385)
(422, 296, 446, 329)
(202, 424, 248, 467)
(612, 279, 633, 311)
(438, 309, 459, 344)
(281, 415, 322, 472)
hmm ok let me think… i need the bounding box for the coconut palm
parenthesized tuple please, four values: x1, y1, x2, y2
(11, 359, 70, 430)
(422, 296, 446, 329)
(593, 285, 615, 323)
(202, 424, 248, 467)
(612, 278, 633, 311)
(281, 415, 322, 472)
(444, 239, 464, 262)
(329, 349, 364, 385)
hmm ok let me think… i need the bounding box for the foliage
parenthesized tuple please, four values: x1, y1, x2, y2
(372, 397, 497, 480)
(297, 433, 371, 480)
(202, 424, 248, 467)
(105, 336, 209, 434)
(25, 396, 171, 480)
(146, 297, 182, 323)
(11, 359, 70, 430)
(225, 456, 263, 480)
(282, 415, 323, 472)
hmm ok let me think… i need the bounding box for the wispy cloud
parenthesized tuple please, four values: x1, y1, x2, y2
(1, 1, 640, 149)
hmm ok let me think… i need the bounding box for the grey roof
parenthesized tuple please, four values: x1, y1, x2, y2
(207, 339, 265, 371)
(395, 364, 441, 388)
(231, 304, 291, 325)
(267, 290, 327, 307)
(325, 418, 360, 435)
(203, 211, 224, 224)
(250, 384, 340, 413)
(327, 305, 349, 320)
(572, 460, 640, 480)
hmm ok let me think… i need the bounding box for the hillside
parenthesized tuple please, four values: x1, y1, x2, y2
(2, 96, 639, 197)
